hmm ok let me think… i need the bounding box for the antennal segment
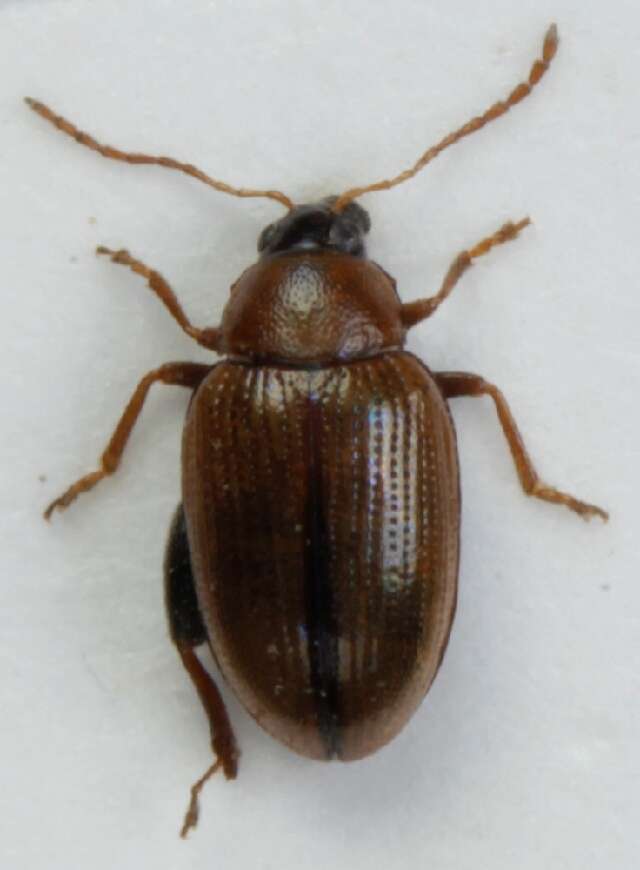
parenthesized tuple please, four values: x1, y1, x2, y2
(25, 97, 294, 211)
(333, 24, 559, 212)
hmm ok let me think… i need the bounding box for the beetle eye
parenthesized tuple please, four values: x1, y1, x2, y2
(341, 201, 371, 234)
(328, 217, 364, 256)
(258, 224, 276, 252)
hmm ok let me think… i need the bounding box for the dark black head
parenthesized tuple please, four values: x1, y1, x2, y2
(257, 197, 371, 258)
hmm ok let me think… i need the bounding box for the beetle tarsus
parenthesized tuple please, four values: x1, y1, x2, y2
(180, 759, 222, 839)
(531, 483, 609, 522)
(44, 470, 105, 520)
(468, 217, 531, 259)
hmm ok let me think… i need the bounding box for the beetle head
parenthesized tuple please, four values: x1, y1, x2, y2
(258, 197, 371, 258)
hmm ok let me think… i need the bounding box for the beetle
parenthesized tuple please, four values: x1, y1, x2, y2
(29, 24, 607, 837)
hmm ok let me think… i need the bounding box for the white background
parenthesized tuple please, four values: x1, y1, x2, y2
(1, 1, 638, 868)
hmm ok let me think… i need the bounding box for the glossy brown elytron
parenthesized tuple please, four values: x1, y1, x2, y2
(31, 25, 607, 836)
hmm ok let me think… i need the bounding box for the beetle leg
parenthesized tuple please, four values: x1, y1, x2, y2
(96, 246, 220, 351)
(435, 371, 608, 521)
(401, 218, 531, 328)
(44, 362, 210, 519)
(165, 505, 238, 838)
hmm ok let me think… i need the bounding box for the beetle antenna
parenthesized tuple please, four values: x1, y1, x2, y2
(24, 97, 294, 211)
(333, 24, 558, 212)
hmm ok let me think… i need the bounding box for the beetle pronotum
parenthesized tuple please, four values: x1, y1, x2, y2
(29, 24, 607, 837)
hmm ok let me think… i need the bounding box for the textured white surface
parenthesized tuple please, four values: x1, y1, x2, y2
(1, 1, 638, 868)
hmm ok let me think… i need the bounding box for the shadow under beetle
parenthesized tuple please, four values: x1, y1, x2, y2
(28, 24, 607, 837)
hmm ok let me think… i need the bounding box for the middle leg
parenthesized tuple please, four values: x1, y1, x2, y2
(45, 361, 210, 519)
(436, 370, 608, 521)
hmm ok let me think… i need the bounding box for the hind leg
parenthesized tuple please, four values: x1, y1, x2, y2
(165, 504, 239, 837)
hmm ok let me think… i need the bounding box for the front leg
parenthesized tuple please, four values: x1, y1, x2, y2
(401, 218, 530, 329)
(44, 362, 210, 519)
(436, 371, 608, 521)
(97, 246, 220, 350)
